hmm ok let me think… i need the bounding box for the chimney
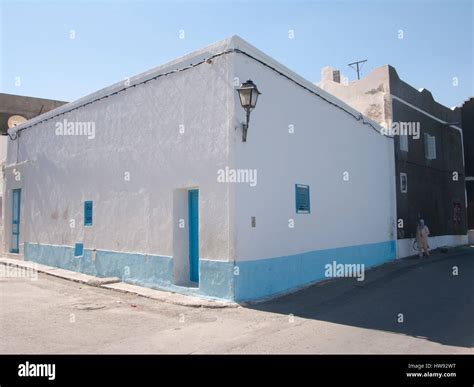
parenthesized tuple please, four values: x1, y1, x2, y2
(321, 66, 341, 83)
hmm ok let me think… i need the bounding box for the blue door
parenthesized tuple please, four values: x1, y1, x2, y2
(188, 189, 199, 283)
(11, 189, 21, 253)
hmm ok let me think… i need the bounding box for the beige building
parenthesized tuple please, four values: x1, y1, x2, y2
(318, 65, 467, 257)
(318, 65, 393, 128)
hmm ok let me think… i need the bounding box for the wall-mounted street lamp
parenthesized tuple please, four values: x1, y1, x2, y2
(237, 79, 261, 142)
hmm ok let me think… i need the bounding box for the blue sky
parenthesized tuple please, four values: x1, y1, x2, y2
(1, 0, 472, 107)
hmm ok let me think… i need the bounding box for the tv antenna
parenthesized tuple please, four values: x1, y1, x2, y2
(348, 59, 367, 80)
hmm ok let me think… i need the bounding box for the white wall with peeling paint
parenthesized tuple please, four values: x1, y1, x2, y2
(5, 38, 237, 263)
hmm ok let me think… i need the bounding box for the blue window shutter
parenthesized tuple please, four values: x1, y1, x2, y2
(74, 243, 84, 257)
(84, 201, 93, 226)
(295, 184, 310, 214)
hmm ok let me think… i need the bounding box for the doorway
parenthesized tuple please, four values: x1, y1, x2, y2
(11, 189, 21, 253)
(188, 189, 199, 283)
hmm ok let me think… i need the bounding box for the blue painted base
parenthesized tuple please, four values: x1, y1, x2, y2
(23, 243, 233, 301)
(234, 240, 396, 301)
(24, 240, 396, 302)
(24, 243, 174, 287)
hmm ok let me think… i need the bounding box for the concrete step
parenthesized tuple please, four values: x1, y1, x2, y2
(0, 257, 119, 286)
(5, 252, 24, 260)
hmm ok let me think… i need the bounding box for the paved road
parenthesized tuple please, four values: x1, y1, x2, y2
(1, 247, 473, 354)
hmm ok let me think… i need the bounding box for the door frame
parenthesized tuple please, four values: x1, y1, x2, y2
(11, 188, 21, 254)
(188, 189, 199, 283)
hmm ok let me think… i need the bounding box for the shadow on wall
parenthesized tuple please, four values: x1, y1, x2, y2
(245, 250, 474, 349)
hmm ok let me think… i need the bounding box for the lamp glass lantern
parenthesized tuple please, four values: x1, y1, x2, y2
(238, 80, 260, 110)
(237, 79, 261, 142)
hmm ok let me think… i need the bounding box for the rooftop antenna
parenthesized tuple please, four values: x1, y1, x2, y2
(348, 59, 367, 80)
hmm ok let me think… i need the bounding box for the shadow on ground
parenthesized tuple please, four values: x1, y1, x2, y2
(246, 248, 474, 348)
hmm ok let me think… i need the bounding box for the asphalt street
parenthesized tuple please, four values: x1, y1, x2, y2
(1, 247, 472, 353)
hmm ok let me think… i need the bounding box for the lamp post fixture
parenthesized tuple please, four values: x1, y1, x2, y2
(237, 79, 261, 142)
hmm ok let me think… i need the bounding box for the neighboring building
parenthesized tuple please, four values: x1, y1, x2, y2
(318, 65, 468, 257)
(0, 93, 67, 254)
(4, 36, 397, 302)
(460, 98, 474, 243)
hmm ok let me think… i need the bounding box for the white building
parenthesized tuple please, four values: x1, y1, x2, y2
(4, 36, 397, 301)
(0, 93, 67, 256)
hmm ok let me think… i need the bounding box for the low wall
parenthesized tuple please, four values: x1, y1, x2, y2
(397, 234, 468, 258)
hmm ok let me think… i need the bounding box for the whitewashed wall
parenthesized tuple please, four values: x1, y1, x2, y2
(0, 136, 7, 254)
(229, 38, 397, 262)
(4, 35, 398, 300)
(5, 40, 235, 262)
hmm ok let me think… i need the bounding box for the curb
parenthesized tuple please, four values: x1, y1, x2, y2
(0, 257, 120, 287)
(102, 282, 238, 309)
(0, 257, 237, 309)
